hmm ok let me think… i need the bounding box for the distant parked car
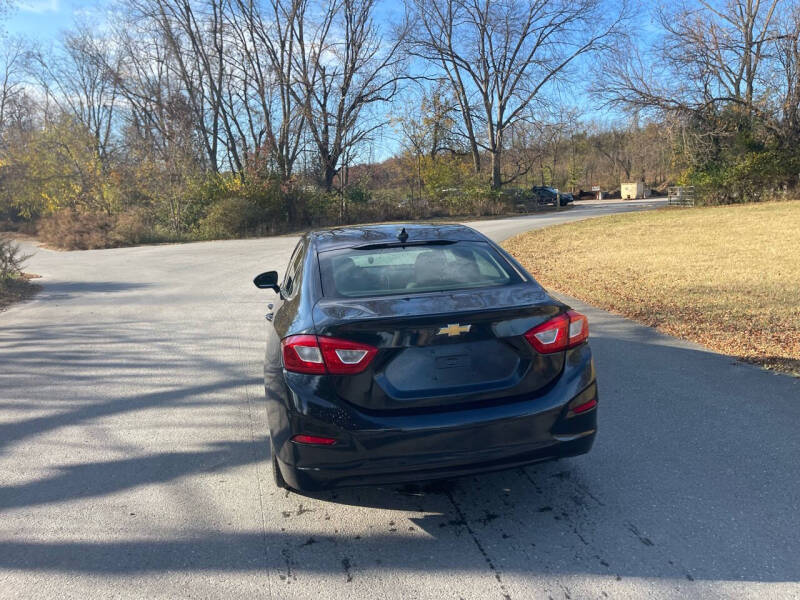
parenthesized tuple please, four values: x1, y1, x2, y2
(531, 186, 573, 206)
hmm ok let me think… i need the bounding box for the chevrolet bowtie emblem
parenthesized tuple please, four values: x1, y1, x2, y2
(437, 323, 471, 337)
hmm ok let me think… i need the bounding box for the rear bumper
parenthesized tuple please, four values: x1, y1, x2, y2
(278, 429, 595, 491)
(267, 345, 597, 491)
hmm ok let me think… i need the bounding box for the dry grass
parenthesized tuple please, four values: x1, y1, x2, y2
(504, 201, 800, 376)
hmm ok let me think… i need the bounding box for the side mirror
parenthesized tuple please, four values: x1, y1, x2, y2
(253, 271, 280, 292)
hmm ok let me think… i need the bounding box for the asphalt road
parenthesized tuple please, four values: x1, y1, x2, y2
(2, 199, 798, 600)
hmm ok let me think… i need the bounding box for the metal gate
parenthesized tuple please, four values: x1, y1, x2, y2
(668, 186, 695, 206)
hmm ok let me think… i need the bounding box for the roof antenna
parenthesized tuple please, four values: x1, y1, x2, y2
(397, 227, 409, 243)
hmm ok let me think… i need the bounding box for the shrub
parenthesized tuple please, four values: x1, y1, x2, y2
(302, 190, 340, 226)
(196, 196, 275, 239)
(243, 176, 292, 229)
(0, 234, 30, 286)
(346, 185, 371, 205)
(38, 209, 118, 250)
(357, 190, 418, 221)
(687, 150, 799, 206)
(113, 208, 153, 245)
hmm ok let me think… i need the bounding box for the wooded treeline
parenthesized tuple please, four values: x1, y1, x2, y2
(604, 0, 800, 204)
(1, 0, 799, 248)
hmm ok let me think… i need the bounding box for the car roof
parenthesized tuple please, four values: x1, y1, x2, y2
(308, 223, 486, 251)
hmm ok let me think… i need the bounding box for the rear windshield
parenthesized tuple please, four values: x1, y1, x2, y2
(318, 241, 523, 298)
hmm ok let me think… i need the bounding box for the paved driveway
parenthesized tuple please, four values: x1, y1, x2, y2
(1, 199, 798, 599)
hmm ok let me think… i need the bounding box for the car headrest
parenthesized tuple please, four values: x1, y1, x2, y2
(414, 251, 446, 285)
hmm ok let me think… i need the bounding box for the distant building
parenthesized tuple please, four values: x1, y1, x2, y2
(621, 181, 650, 200)
(576, 186, 603, 200)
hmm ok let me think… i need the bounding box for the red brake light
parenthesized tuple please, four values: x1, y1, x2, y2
(318, 336, 378, 375)
(524, 310, 589, 354)
(281, 335, 377, 375)
(525, 313, 569, 353)
(281, 335, 326, 374)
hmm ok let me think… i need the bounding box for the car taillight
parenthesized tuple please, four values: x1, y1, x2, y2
(524, 310, 589, 354)
(566, 310, 589, 346)
(281, 335, 326, 374)
(281, 335, 377, 375)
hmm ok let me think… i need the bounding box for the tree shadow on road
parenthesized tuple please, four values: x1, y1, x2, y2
(0, 439, 269, 512)
(31, 281, 152, 301)
(1, 316, 800, 587)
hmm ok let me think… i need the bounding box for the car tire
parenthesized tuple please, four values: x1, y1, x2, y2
(271, 447, 290, 491)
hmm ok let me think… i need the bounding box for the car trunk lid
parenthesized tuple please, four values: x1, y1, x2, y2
(312, 285, 565, 412)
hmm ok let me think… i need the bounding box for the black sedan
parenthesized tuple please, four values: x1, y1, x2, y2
(531, 186, 573, 206)
(254, 224, 597, 492)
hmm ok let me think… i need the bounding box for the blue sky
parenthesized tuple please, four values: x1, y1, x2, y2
(3, 0, 652, 160)
(4, 0, 96, 41)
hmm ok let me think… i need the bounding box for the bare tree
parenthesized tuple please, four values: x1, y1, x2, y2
(0, 36, 25, 133)
(593, 126, 634, 182)
(398, 82, 462, 157)
(604, 0, 780, 118)
(773, 4, 800, 144)
(0, 0, 13, 19)
(407, 0, 625, 189)
(228, 0, 306, 181)
(395, 82, 463, 204)
(26, 26, 121, 165)
(121, 0, 241, 173)
(290, 0, 408, 191)
(509, 107, 582, 188)
(106, 15, 211, 233)
(504, 120, 545, 186)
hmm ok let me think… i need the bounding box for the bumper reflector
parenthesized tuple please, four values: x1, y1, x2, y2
(571, 398, 597, 414)
(291, 434, 337, 446)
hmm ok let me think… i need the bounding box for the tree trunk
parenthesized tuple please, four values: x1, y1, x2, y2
(469, 136, 481, 174)
(323, 164, 337, 193)
(491, 149, 502, 190)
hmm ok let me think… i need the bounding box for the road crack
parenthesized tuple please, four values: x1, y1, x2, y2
(444, 488, 512, 600)
(237, 329, 274, 596)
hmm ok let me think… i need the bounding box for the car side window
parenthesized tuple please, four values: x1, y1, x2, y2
(282, 241, 305, 299)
